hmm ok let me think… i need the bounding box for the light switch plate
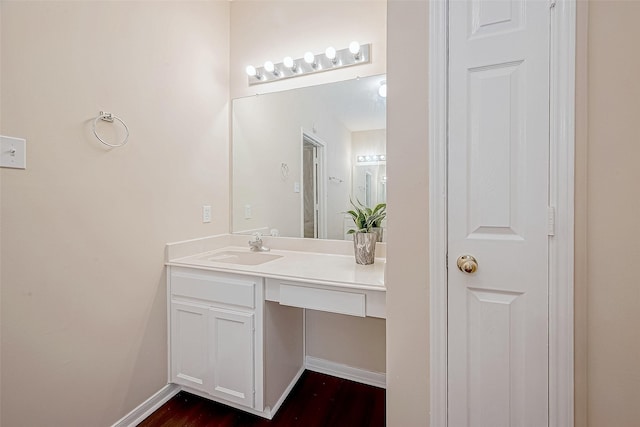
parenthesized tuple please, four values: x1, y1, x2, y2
(0, 136, 26, 169)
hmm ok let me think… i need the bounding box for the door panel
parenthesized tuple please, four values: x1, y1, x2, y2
(210, 307, 255, 408)
(466, 288, 526, 426)
(467, 60, 526, 239)
(448, 0, 550, 425)
(171, 302, 209, 393)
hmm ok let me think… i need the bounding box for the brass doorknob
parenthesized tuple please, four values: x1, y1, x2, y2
(457, 255, 478, 274)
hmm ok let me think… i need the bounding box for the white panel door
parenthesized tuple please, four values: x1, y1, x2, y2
(209, 307, 255, 408)
(448, 0, 550, 426)
(171, 301, 210, 393)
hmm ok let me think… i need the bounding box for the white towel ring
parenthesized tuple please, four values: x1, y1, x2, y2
(92, 111, 129, 148)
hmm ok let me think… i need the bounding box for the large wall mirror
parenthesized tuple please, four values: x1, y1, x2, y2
(232, 74, 386, 240)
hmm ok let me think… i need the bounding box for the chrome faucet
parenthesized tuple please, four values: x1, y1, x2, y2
(248, 233, 270, 252)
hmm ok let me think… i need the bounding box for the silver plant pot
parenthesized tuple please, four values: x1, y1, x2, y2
(371, 227, 384, 242)
(353, 232, 377, 265)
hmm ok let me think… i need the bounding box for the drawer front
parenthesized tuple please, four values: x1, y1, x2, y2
(277, 282, 366, 317)
(171, 269, 257, 309)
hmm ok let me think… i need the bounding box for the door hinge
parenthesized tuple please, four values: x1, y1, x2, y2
(547, 206, 556, 236)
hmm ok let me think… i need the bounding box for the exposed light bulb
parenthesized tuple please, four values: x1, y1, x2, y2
(264, 61, 275, 73)
(283, 56, 294, 68)
(378, 83, 387, 98)
(304, 51, 315, 64)
(325, 46, 337, 62)
(358, 156, 365, 162)
(379, 155, 386, 161)
(245, 65, 257, 77)
(349, 41, 361, 55)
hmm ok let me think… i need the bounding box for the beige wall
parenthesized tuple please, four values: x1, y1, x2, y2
(582, 1, 640, 425)
(230, 1, 388, 372)
(386, 0, 430, 425)
(0, 1, 230, 425)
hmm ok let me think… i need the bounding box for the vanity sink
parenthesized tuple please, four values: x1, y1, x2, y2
(201, 250, 283, 266)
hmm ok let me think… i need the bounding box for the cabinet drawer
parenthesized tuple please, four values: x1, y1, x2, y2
(171, 269, 258, 309)
(274, 281, 366, 317)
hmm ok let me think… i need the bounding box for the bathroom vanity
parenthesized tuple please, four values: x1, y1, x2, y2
(165, 234, 386, 419)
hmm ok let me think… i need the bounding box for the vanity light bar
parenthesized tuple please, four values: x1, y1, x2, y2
(357, 154, 386, 163)
(246, 43, 371, 86)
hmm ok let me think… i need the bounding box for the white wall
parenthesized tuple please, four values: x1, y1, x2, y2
(230, 0, 388, 374)
(0, 2, 230, 425)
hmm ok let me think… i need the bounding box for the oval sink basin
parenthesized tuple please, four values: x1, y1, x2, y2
(201, 250, 283, 266)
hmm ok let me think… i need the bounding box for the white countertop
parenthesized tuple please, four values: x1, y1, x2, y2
(166, 235, 386, 292)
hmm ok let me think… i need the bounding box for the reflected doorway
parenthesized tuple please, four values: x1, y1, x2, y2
(302, 133, 326, 238)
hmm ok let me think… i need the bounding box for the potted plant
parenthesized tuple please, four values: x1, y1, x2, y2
(346, 199, 387, 265)
(370, 202, 386, 242)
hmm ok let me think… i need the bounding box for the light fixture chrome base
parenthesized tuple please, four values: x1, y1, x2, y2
(247, 44, 371, 86)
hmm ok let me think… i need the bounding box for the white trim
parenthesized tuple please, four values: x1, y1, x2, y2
(428, 1, 576, 426)
(301, 130, 328, 239)
(114, 363, 378, 426)
(305, 356, 386, 389)
(266, 366, 306, 417)
(110, 383, 180, 427)
(428, 0, 449, 426)
(548, 0, 576, 425)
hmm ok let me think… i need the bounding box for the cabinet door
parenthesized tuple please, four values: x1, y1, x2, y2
(170, 301, 209, 393)
(209, 307, 255, 408)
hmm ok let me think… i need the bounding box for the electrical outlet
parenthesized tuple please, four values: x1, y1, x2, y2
(244, 204, 252, 219)
(202, 205, 212, 223)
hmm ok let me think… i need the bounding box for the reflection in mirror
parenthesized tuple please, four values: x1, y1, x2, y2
(232, 74, 386, 240)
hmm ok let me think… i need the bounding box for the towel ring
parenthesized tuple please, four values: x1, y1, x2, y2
(92, 111, 129, 148)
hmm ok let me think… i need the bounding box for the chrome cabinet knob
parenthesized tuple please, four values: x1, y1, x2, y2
(457, 255, 478, 274)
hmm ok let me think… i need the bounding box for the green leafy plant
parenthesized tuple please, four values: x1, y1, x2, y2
(346, 199, 387, 234)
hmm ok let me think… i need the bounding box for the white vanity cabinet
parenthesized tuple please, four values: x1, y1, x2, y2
(169, 267, 265, 411)
(168, 265, 305, 419)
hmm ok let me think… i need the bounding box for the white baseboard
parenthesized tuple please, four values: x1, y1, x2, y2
(111, 383, 181, 427)
(305, 356, 386, 389)
(111, 360, 383, 426)
(266, 366, 306, 417)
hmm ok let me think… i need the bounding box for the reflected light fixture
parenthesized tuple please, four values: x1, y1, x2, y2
(357, 154, 386, 163)
(378, 81, 387, 98)
(245, 41, 371, 86)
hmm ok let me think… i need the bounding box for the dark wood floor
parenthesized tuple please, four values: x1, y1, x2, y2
(138, 370, 385, 427)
